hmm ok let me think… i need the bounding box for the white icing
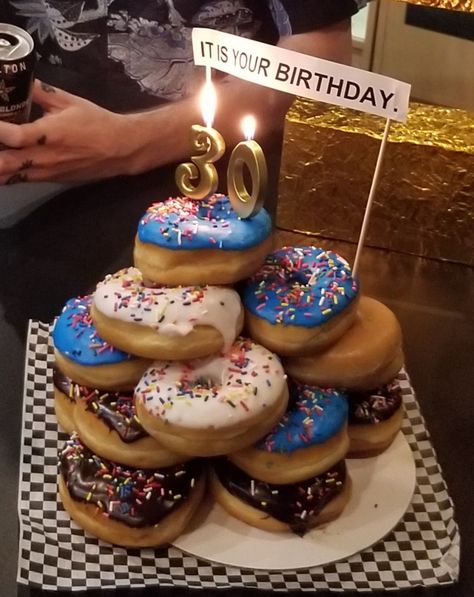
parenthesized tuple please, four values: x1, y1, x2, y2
(93, 267, 242, 350)
(135, 338, 287, 429)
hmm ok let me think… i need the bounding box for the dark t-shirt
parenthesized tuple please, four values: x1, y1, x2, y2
(1, 1, 366, 111)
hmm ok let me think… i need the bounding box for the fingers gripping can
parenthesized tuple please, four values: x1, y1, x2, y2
(0, 23, 35, 124)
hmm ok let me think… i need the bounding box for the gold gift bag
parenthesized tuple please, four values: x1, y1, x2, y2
(397, 0, 473, 11)
(277, 99, 474, 265)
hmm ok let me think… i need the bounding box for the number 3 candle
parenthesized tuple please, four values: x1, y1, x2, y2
(175, 80, 225, 199)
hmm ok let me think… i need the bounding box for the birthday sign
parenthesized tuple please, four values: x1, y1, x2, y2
(192, 28, 411, 123)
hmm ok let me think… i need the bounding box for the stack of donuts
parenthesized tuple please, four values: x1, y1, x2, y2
(51, 193, 405, 548)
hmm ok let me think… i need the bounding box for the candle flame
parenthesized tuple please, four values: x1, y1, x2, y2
(200, 81, 217, 129)
(242, 115, 256, 141)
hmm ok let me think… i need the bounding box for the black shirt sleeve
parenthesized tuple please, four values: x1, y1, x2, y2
(278, 0, 364, 34)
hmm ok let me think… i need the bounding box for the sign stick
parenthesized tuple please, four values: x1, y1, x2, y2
(353, 118, 392, 277)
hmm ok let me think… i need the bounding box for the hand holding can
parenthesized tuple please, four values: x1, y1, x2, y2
(0, 23, 35, 125)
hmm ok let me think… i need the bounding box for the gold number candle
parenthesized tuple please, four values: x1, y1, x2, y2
(227, 115, 268, 219)
(175, 81, 225, 200)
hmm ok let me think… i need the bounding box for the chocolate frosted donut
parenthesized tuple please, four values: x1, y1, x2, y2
(59, 436, 205, 547)
(55, 372, 186, 468)
(347, 380, 404, 458)
(349, 380, 403, 424)
(53, 369, 77, 433)
(210, 458, 351, 535)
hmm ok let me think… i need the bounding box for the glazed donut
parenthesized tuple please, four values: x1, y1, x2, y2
(53, 369, 76, 434)
(242, 246, 359, 356)
(59, 435, 205, 548)
(347, 379, 404, 458)
(133, 194, 273, 286)
(230, 383, 349, 484)
(63, 374, 186, 468)
(53, 296, 151, 391)
(210, 458, 351, 535)
(285, 296, 404, 390)
(91, 267, 244, 360)
(135, 337, 289, 457)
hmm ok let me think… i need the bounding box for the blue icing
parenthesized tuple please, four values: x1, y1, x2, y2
(257, 384, 348, 453)
(52, 296, 133, 367)
(242, 246, 358, 327)
(137, 194, 272, 250)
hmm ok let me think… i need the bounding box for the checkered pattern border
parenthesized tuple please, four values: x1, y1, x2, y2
(17, 321, 460, 592)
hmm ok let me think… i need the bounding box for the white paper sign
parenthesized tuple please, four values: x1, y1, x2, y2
(192, 28, 411, 122)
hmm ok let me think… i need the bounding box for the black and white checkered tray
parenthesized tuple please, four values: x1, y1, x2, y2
(17, 321, 460, 592)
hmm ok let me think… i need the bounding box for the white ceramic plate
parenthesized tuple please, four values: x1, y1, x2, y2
(173, 432, 416, 571)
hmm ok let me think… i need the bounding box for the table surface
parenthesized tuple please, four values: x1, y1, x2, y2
(0, 159, 473, 597)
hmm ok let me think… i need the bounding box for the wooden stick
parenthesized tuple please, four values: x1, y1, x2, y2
(353, 117, 392, 276)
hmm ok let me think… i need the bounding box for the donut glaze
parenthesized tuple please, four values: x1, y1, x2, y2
(54, 369, 76, 404)
(258, 383, 348, 454)
(53, 296, 133, 366)
(242, 246, 358, 327)
(214, 458, 347, 535)
(137, 194, 272, 251)
(60, 435, 201, 528)
(92, 267, 242, 351)
(135, 337, 287, 430)
(348, 380, 403, 425)
(55, 371, 146, 443)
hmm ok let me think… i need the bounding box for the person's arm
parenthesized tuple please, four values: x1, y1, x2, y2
(0, 20, 351, 185)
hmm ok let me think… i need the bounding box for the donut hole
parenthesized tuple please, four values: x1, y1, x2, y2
(197, 195, 232, 221)
(285, 272, 311, 291)
(186, 376, 220, 395)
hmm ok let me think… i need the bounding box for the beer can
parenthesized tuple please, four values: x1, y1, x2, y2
(0, 23, 35, 124)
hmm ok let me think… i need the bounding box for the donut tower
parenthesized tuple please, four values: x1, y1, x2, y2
(52, 191, 405, 547)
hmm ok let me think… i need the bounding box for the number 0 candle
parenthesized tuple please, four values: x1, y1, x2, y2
(175, 80, 225, 200)
(227, 115, 268, 218)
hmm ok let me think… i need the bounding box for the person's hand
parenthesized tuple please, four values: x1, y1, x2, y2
(0, 80, 138, 185)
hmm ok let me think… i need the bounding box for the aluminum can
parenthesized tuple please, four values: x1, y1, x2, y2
(0, 23, 35, 124)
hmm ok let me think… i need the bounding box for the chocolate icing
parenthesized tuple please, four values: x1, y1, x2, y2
(348, 380, 402, 425)
(214, 458, 346, 535)
(54, 372, 146, 442)
(53, 369, 75, 401)
(60, 436, 201, 528)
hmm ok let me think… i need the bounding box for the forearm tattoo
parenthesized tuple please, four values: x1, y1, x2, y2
(40, 82, 55, 93)
(5, 160, 33, 185)
(5, 172, 28, 185)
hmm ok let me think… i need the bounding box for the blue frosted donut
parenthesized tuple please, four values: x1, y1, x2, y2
(137, 194, 271, 251)
(53, 296, 132, 367)
(229, 381, 350, 484)
(243, 246, 358, 327)
(53, 296, 150, 391)
(134, 194, 274, 286)
(258, 383, 348, 454)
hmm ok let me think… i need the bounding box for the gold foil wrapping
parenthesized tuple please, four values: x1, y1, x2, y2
(277, 98, 474, 265)
(397, 0, 473, 11)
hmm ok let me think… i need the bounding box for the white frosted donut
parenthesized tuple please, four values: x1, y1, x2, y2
(135, 337, 289, 457)
(91, 267, 244, 360)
